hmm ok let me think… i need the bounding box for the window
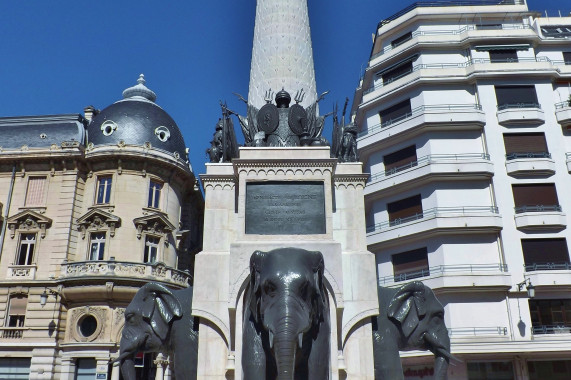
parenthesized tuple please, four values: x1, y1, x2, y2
(489, 49, 518, 63)
(25, 177, 46, 206)
(144, 236, 160, 264)
(96, 176, 112, 204)
(75, 358, 97, 380)
(89, 232, 106, 261)
(381, 61, 413, 84)
(0, 358, 31, 379)
(522, 238, 570, 271)
(392, 247, 429, 281)
(6, 295, 27, 328)
(148, 181, 163, 208)
(475, 24, 502, 30)
(528, 360, 571, 380)
(467, 361, 515, 380)
(512, 184, 560, 213)
(564, 52, 571, 65)
(387, 194, 422, 226)
(391, 32, 412, 48)
(383, 145, 417, 174)
(529, 299, 571, 333)
(379, 99, 412, 126)
(503, 133, 549, 159)
(495, 85, 539, 110)
(16, 234, 35, 266)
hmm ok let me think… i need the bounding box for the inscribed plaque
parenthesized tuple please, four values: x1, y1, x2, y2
(245, 182, 326, 235)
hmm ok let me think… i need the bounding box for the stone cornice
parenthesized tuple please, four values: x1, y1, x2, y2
(0, 114, 85, 126)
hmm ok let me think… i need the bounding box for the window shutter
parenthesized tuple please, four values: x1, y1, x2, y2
(391, 32, 412, 48)
(25, 177, 46, 206)
(384, 145, 417, 172)
(522, 238, 569, 265)
(495, 85, 538, 106)
(563, 52, 571, 65)
(381, 61, 413, 84)
(489, 49, 518, 63)
(387, 194, 422, 221)
(8, 296, 28, 315)
(392, 247, 428, 275)
(379, 99, 412, 124)
(503, 133, 548, 154)
(512, 184, 559, 207)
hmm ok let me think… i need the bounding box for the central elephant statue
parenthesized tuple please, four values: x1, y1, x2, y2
(242, 248, 330, 380)
(116, 283, 198, 380)
(373, 281, 455, 380)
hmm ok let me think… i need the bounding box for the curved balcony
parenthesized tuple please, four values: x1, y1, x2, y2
(525, 263, 571, 288)
(365, 154, 493, 197)
(379, 263, 510, 290)
(496, 103, 545, 125)
(555, 101, 571, 127)
(514, 205, 566, 230)
(60, 259, 191, 287)
(505, 152, 555, 176)
(357, 104, 485, 149)
(366, 206, 502, 248)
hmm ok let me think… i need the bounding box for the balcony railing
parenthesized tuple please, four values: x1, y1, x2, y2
(514, 205, 562, 214)
(60, 259, 191, 286)
(556, 101, 571, 109)
(506, 152, 551, 160)
(525, 262, 571, 271)
(358, 104, 482, 138)
(369, 153, 490, 183)
(367, 206, 499, 233)
(0, 327, 24, 339)
(447, 326, 508, 337)
(378, 263, 508, 285)
(497, 103, 541, 111)
(532, 325, 571, 335)
(371, 21, 531, 60)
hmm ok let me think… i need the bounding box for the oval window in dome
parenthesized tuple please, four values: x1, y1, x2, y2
(101, 120, 118, 136)
(155, 126, 171, 142)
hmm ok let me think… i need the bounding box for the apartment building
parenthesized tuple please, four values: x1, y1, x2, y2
(0, 76, 203, 379)
(351, 1, 571, 378)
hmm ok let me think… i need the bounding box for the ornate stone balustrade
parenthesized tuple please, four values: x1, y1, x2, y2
(0, 327, 25, 339)
(7, 265, 37, 280)
(60, 259, 190, 287)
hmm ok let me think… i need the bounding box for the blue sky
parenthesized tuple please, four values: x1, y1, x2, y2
(0, 0, 569, 177)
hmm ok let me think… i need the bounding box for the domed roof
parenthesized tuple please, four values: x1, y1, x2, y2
(87, 74, 186, 157)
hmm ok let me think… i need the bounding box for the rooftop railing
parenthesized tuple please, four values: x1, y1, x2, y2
(448, 326, 508, 337)
(358, 104, 482, 138)
(368, 153, 490, 183)
(532, 325, 571, 335)
(514, 205, 562, 214)
(366, 206, 499, 233)
(497, 103, 541, 111)
(525, 262, 571, 271)
(371, 21, 531, 60)
(506, 152, 551, 160)
(378, 263, 508, 285)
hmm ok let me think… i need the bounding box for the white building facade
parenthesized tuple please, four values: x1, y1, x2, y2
(352, 0, 571, 379)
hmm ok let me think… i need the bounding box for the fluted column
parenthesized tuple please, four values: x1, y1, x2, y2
(248, 0, 317, 109)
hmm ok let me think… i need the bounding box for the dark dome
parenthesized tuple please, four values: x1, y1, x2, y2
(87, 75, 186, 156)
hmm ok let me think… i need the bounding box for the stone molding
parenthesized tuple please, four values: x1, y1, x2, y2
(133, 212, 176, 243)
(333, 174, 369, 189)
(68, 306, 107, 343)
(76, 208, 121, 239)
(7, 210, 52, 239)
(201, 175, 237, 190)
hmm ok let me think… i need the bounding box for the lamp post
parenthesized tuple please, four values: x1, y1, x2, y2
(516, 278, 535, 298)
(40, 288, 59, 307)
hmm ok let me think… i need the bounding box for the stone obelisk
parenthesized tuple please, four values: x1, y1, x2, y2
(248, 0, 318, 109)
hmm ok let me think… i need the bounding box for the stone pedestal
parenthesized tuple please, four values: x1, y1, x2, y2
(193, 147, 378, 379)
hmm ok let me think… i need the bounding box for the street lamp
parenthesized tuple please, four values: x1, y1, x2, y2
(516, 278, 535, 298)
(40, 288, 59, 307)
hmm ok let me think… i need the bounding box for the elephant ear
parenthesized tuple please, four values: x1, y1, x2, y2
(387, 281, 427, 339)
(139, 283, 183, 341)
(249, 250, 266, 324)
(309, 251, 327, 324)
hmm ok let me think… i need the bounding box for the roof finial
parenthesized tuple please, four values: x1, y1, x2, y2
(122, 74, 157, 102)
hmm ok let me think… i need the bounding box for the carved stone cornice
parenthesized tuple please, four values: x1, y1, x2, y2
(133, 212, 176, 242)
(333, 174, 369, 189)
(76, 209, 121, 239)
(233, 159, 337, 176)
(7, 210, 52, 239)
(200, 175, 237, 190)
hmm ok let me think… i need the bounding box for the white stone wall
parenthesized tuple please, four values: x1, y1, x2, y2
(248, 0, 317, 108)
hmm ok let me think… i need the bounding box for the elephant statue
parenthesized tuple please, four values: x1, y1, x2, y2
(242, 248, 330, 380)
(373, 281, 454, 380)
(116, 283, 198, 380)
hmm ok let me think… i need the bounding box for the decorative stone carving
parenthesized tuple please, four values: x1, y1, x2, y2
(68, 306, 107, 343)
(133, 212, 176, 243)
(76, 208, 121, 239)
(6, 210, 52, 239)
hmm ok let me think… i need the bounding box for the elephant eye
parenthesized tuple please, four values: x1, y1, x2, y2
(264, 281, 277, 297)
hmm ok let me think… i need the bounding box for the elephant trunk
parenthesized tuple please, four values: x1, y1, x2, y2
(273, 317, 299, 380)
(119, 357, 136, 380)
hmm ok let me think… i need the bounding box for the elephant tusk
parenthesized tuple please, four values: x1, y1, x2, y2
(269, 331, 274, 349)
(298, 333, 303, 349)
(113, 351, 134, 363)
